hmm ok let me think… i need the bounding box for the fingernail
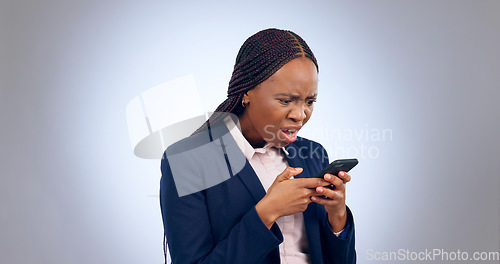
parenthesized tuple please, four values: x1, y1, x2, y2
(295, 168, 303, 172)
(339, 171, 344, 176)
(325, 174, 331, 180)
(317, 187, 324, 193)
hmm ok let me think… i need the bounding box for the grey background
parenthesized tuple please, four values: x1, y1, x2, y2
(1, 0, 499, 263)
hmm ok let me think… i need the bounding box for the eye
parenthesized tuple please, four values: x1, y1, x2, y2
(306, 99, 317, 106)
(278, 99, 292, 104)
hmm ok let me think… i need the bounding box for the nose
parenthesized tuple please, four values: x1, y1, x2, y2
(288, 103, 307, 123)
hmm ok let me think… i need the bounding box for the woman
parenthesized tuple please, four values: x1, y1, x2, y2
(160, 28, 356, 264)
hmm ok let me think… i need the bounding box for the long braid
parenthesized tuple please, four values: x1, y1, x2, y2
(193, 28, 318, 134)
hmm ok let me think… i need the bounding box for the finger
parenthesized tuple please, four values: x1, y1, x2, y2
(314, 187, 344, 200)
(337, 171, 351, 183)
(323, 173, 335, 184)
(323, 174, 345, 191)
(276, 167, 303, 182)
(331, 175, 346, 191)
(311, 194, 344, 205)
(294, 178, 331, 188)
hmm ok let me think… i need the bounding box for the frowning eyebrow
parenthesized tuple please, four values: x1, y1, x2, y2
(275, 93, 318, 99)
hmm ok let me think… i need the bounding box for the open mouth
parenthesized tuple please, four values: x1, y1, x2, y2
(280, 128, 299, 143)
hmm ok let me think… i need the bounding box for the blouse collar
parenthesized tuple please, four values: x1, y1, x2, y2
(224, 116, 289, 160)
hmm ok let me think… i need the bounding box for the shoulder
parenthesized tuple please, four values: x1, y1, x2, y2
(160, 130, 213, 194)
(162, 130, 210, 159)
(161, 125, 247, 197)
(162, 121, 231, 160)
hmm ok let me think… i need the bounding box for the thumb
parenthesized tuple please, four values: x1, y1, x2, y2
(276, 167, 303, 182)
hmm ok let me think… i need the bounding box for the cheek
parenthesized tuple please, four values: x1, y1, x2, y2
(304, 107, 314, 122)
(254, 101, 281, 120)
(249, 103, 278, 129)
(260, 111, 282, 130)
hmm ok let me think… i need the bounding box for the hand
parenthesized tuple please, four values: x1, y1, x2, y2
(255, 167, 330, 229)
(311, 171, 351, 233)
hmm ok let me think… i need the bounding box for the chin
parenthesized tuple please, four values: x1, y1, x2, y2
(272, 142, 287, 148)
(272, 139, 293, 148)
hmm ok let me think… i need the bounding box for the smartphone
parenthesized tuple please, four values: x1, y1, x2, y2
(315, 159, 358, 189)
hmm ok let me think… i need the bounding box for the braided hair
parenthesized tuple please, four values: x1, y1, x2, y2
(194, 28, 318, 134)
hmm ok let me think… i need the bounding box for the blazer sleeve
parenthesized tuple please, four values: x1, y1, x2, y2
(316, 143, 356, 264)
(160, 153, 283, 264)
(319, 206, 356, 264)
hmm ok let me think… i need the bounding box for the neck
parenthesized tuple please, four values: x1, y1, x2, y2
(238, 113, 266, 148)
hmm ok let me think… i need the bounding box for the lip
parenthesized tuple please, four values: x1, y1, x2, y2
(280, 126, 302, 131)
(279, 126, 302, 143)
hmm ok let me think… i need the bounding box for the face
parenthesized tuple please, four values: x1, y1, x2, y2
(239, 57, 318, 148)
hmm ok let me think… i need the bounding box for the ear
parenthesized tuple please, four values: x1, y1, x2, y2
(242, 90, 252, 103)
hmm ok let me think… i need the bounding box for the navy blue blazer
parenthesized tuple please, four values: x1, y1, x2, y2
(160, 124, 356, 264)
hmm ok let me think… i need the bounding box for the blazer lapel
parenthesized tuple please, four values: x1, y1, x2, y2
(210, 120, 284, 262)
(209, 121, 267, 203)
(232, 142, 281, 263)
(235, 160, 267, 203)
